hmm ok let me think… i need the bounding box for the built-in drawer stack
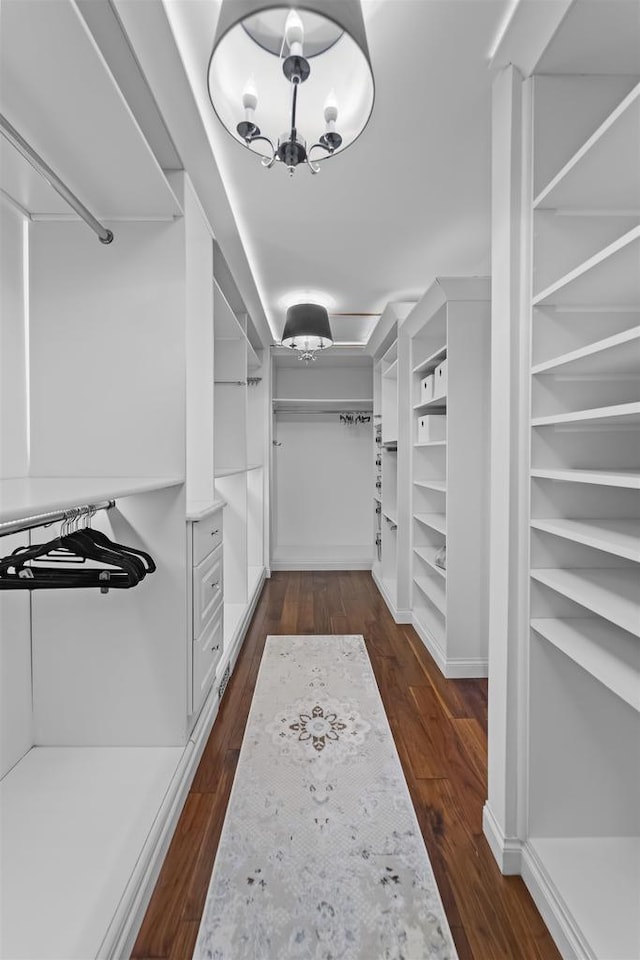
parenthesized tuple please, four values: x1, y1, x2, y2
(188, 504, 224, 717)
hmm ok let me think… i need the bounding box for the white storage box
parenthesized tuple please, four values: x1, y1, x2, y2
(417, 414, 446, 443)
(420, 374, 434, 403)
(433, 359, 448, 399)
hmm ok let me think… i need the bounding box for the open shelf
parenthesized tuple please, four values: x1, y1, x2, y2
(414, 440, 447, 448)
(531, 517, 640, 561)
(528, 837, 640, 960)
(534, 82, 640, 211)
(382, 358, 398, 379)
(414, 479, 447, 493)
(413, 395, 447, 412)
(413, 546, 447, 580)
(272, 397, 374, 413)
(531, 325, 640, 376)
(531, 618, 640, 712)
(412, 344, 447, 376)
(0, 476, 184, 525)
(0, 746, 183, 960)
(413, 576, 447, 616)
(532, 227, 640, 307)
(414, 513, 446, 535)
(531, 401, 640, 427)
(531, 467, 640, 489)
(531, 567, 640, 636)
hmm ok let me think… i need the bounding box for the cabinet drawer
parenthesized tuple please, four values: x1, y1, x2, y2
(192, 511, 223, 567)
(193, 604, 223, 714)
(193, 545, 223, 638)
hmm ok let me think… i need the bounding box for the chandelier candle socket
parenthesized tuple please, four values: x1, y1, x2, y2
(207, 0, 374, 175)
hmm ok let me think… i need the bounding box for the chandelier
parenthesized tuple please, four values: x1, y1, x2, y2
(281, 303, 333, 362)
(207, 1, 375, 175)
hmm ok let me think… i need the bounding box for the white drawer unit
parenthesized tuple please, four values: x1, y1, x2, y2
(193, 603, 223, 713)
(186, 502, 225, 718)
(193, 543, 223, 639)
(192, 510, 223, 566)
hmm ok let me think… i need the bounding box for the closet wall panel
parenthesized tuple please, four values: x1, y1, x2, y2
(28, 220, 186, 478)
(0, 205, 28, 478)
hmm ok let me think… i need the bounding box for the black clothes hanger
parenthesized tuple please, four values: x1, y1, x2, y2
(0, 517, 154, 591)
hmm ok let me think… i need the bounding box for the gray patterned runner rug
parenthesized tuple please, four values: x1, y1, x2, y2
(193, 635, 458, 960)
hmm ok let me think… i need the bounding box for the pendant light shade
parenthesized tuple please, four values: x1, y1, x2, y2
(281, 303, 333, 361)
(208, 0, 374, 175)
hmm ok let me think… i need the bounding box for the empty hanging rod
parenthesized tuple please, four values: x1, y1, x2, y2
(0, 500, 115, 538)
(0, 114, 114, 245)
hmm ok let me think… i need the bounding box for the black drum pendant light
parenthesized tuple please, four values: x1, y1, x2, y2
(281, 303, 333, 362)
(207, 1, 375, 175)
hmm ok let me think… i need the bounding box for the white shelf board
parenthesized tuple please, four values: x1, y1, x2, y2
(414, 513, 447, 535)
(531, 618, 640, 712)
(382, 440, 398, 450)
(532, 227, 640, 307)
(531, 326, 640, 376)
(534, 82, 640, 211)
(272, 398, 374, 412)
(529, 837, 640, 960)
(412, 344, 447, 376)
(414, 440, 447, 448)
(414, 479, 447, 492)
(531, 401, 640, 427)
(0, 746, 183, 960)
(381, 340, 398, 365)
(382, 358, 398, 379)
(413, 546, 447, 580)
(531, 517, 640, 561)
(186, 499, 226, 522)
(413, 395, 447, 412)
(531, 567, 640, 636)
(413, 576, 447, 616)
(531, 467, 640, 489)
(0, 476, 184, 525)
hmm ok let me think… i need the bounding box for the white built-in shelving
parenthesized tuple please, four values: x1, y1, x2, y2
(405, 278, 491, 677)
(525, 58, 640, 960)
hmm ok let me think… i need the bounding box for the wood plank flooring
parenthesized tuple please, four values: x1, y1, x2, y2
(132, 571, 561, 960)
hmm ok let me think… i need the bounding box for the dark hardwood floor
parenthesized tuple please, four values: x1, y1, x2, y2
(132, 571, 561, 960)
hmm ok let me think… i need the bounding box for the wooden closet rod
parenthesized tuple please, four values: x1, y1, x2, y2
(0, 500, 115, 538)
(0, 114, 114, 245)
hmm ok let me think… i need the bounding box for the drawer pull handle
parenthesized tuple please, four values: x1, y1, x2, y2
(210, 529, 219, 536)
(211, 580, 220, 590)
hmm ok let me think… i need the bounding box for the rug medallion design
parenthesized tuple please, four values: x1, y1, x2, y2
(193, 635, 458, 960)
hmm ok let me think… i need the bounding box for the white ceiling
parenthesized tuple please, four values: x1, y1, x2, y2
(164, 0, 508, 345)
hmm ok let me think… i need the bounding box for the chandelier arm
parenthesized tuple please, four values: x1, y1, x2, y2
(246, 134, 277, 167)
(306, 141, 332, 174)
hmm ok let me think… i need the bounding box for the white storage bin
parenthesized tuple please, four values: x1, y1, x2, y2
(433, 359, 448, 399)
(420, 374, 434, 403)
(418, 414, 446, 443)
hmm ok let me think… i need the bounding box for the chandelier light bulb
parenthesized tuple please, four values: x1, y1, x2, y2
(284, 9, 304, 56)
(242, 81, 258, 115)
(324, 93, 338, 130)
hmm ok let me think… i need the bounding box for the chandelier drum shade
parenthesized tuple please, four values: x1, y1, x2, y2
(207, 0, 374, 174)
(281, 303, 333, 362)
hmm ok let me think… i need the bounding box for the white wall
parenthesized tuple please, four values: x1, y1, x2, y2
(0, 206, 32, 778)
(273, 415, 373, 566)
(0, 204, 28, 478)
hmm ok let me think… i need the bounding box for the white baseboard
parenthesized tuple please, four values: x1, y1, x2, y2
(413, 615, 488, 678)
(271, 559, 373, 571)
(107, 572, 266, 959)
(482, 803, 523, 875)
(521, 843, 588, 960)
(371, 569, 412, 623)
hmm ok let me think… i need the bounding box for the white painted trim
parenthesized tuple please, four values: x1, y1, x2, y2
(521, 842, 590, 960)
(271, 560, 373, 571)
(371, 568, 412, 623)
(412, 614, 488, 679)
(482, 803, 523, 875)
(105, 571, 266, 958)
